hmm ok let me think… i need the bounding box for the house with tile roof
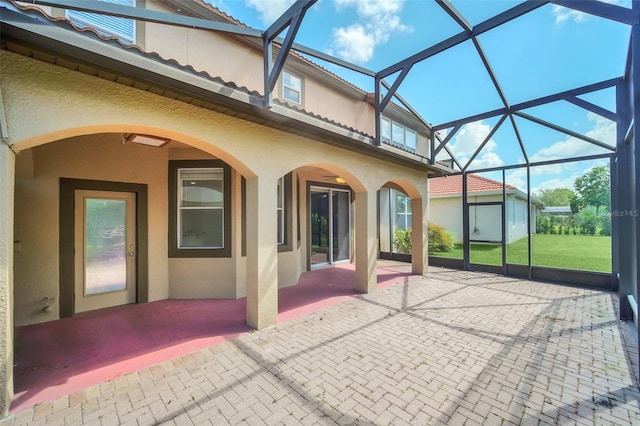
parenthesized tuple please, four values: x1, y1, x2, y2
(429, 174, 543, 243)
(0, 0, 450, 413)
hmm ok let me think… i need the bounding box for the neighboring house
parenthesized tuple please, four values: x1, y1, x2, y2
(0, 0, 445, 413)
(541, 206, 572, 216)
(429, 174, 543, 244)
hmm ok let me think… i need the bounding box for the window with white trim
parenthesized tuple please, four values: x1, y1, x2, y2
(380, 116, 417, 152)
(282, 71, 302, 104)
(178, 169, 224, 249)
(66, 0, 136, 44)
(169, 160, 231, 258)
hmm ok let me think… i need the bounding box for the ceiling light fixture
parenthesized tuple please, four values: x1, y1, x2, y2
(126, 133, 170, 147)
(335, 177, 347, 184)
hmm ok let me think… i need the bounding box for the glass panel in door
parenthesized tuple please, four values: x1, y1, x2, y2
(75, 190, 136, 313)
(85, 198, 127, 295)
(310, 189, 330, 266)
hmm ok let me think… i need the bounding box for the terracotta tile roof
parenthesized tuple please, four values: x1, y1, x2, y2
(429, 174, 516, 196)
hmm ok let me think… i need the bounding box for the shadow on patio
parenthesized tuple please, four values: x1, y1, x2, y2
(11, 260, 414, 413)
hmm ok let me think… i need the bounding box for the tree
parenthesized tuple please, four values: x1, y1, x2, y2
(571, 166, 610, 214)
(535, 187, 575, 207)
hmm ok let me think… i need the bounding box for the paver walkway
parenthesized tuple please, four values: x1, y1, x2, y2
(3, 269, 640, 425)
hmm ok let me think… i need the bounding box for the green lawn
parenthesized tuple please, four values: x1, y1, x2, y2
(431, 234, 611, 272)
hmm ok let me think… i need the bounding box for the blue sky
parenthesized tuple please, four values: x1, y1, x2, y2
(207, 0, 631, 194)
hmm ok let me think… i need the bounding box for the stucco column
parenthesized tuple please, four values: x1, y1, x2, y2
(355, 189, 377, 293)
(245, 175, 278, 329)
(0, 142, 14, 416)
(411, 183, 429, 275)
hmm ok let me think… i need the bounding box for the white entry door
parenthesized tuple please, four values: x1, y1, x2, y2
(74, 190, 136, 313)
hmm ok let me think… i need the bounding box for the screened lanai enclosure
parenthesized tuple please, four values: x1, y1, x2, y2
(4, 0, 640, 379)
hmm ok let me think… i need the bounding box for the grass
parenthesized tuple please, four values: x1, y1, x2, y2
(431, 234, 611, 272)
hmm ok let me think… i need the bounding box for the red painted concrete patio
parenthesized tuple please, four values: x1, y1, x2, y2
(12, 261, 414, 413)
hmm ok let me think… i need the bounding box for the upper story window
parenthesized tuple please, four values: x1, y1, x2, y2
(282, 71, 302, 105)
(66, 0, 136, 44)
(381, 117, 417, 152)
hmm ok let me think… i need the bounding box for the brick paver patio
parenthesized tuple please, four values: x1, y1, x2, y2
(3, 268, 640, 425)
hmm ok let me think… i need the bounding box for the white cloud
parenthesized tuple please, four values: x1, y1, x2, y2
(245, 0, 296, 25)
(551, 5, 589, 24)
(529, 112, 615, 163)
(449, 120, 504, 170)
(533, 175, 580, 193)
(507, 113, 615, 192)
(551, 0, 622, 24)
(331, 25, 375, 63)
(330, 0, 411, 63)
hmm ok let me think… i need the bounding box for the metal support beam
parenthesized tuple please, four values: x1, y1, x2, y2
(379, 1, 549, 79)
(436, 0, 472, 32)
(379, 65, 413, 112)
(433, 108, 508, 132)
(263, 39, 273, 107)
(430, 130, 435, 164)
(266, 10, 305, 94)
(463, 114, 508, 171)
(610, 155, 619, 292)
(433, 124, 462, 157)
(443, 145, 463, 170)
(514, 111, 615, 152)
(380, 79, 430, 129)
(264, 0, 314, 40)
(433, 77, 622, 131)
(509, 115, 529, 164)
(550, 0, 639, 25)
(374, 74, 382, 146)
(472, 37, 509, 108)
(263, 0, 316, 106)
(565, 96, 618, 122)
(632, 2, 640, 345)
(526, 165, 532, 279)
(288, 42, 375, 77)
(501, 170, 507, 276)
(615, 79, 633, 318)
(456, 153, 614, 174)
(32, 0, 262, 37)
(462, 172, 470, 270)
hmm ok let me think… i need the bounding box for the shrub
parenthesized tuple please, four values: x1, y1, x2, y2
(536, 216, 550, 234)
(393, 229, 412, 254)
(576, 206, 598, 235)
(428, 222, 453, 253)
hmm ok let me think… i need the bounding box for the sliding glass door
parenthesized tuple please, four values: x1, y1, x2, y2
(310, 186, 351, 268)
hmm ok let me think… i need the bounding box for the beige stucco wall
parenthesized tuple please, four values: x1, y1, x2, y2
(13, 135, 171, 325)
(143, 2, 377, 138)
(0, 141, 15, 416)
(3, 50, 428, 326)
(429, 196, 464, 243)
(144, 2, 265, 95)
